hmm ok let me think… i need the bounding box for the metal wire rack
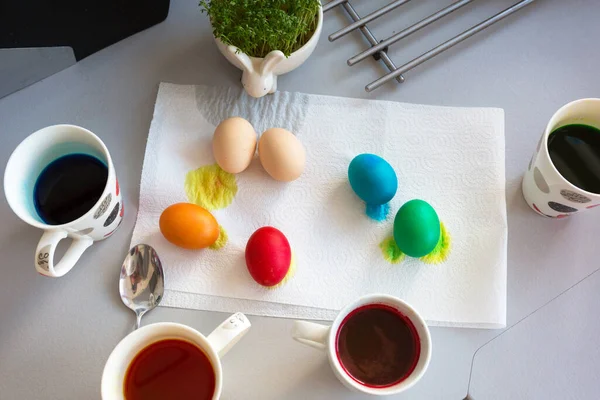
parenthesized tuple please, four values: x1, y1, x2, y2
(323, 0, 536, 92)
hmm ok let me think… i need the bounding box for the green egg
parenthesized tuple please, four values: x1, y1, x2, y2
(393, 199, 440, 258)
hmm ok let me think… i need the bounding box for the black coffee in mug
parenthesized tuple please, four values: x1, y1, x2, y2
(547, 124, 600, 194)
(335, 304, 420, 387)
(34, 153, 108, 225)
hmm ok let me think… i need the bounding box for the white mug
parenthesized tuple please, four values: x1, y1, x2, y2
(292, 294, 431, 396)
(4, 124, 123, 277)
(523, 98, 600, 217)
(101, 314, 252, 400)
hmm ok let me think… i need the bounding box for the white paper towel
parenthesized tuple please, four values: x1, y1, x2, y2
(131, 83, 507, 329)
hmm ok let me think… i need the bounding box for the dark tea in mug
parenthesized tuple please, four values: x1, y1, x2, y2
(547, 124, 600, 194)
(335, 304, 420, 388)
(124, 339, 216, 400)
(33, 153, 108, 225)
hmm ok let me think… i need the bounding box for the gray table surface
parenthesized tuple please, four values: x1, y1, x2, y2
(1, 1, 599, 399)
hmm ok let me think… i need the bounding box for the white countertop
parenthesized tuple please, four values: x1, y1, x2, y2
(1, 1, 599, 398)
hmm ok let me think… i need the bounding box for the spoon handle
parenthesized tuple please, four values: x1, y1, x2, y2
(135, 311, 143, 330)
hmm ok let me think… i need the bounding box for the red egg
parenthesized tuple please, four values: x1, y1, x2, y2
(245, 227, 292, 287)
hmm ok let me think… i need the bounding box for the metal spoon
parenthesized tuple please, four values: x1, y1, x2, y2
(119, 244, 165, 330)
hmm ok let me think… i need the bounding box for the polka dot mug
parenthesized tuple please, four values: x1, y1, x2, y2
(4, 125, 124, 277)
(523, 98, 600, 218)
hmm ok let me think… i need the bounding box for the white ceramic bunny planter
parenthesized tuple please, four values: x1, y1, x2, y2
(214, 6, 323, 98)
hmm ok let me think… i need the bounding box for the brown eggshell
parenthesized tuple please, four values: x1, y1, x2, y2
(212, 117, 257, 174)
(258, 128, 306, 182)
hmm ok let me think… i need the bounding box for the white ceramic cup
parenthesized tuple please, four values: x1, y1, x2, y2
(292, 294, 431, 396)
(214, 6, 323, 98)
(523, 98, 600, 217)
(4, 124, 123, 277)
(102, 313, 252, 400)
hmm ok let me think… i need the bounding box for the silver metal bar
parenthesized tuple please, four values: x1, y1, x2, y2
(348, 0, 474, 66)
(341, 1, 405, 83)
(323, 0, 347, 13)
(365, 0, 536, 92)
(329, 0, 413, 42)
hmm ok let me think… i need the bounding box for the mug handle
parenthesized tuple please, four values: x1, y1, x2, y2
(35, 230, 93, 277)
(207, 312, 252, 358)
(292, 321, 330, 351)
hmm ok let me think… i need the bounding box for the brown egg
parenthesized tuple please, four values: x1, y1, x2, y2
(212, 117, 257, 174)
(258, 128, 306, 182)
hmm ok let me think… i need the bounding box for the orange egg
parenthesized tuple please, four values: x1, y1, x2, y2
(159, 203, 219, 249)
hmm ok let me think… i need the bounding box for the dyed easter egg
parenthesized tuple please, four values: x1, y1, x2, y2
(393, 200, 440, 257)
(245, 227, 293, 287)
(159, 203, 219, 249)
(212, 117, 257, 174)
(348, 154, 398, 205)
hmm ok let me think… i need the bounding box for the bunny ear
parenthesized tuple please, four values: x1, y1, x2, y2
(228, 45, 254, 73)
(261, 50, 285, 74)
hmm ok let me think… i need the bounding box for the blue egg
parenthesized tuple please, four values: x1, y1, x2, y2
(348, 154, 398, 205)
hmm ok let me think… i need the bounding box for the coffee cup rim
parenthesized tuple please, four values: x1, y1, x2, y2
(325, 294, 432, 396)
(4, 124, 115, 229)
(101, 322, 222, 400)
